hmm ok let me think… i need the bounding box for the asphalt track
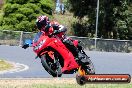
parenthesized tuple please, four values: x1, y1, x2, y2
(0, 45, 132, 78)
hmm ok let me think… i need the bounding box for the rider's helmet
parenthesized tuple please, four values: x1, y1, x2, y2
(36, 15, 49, 30)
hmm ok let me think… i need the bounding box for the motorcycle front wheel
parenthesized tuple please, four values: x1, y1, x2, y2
(41, 52, 62, 77)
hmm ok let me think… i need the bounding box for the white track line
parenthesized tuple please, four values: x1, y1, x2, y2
(0, 61, 29, 74)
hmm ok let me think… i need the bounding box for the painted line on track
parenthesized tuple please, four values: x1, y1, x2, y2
(0, 61, 29, 74)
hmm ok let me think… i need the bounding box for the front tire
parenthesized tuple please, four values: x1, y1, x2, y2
(41, 54, 62, 77)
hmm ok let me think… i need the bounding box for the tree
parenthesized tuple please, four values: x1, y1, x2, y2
(68, 0, 97, 37)
(68, 0, 132, 40)
(0, 0, 55, 32)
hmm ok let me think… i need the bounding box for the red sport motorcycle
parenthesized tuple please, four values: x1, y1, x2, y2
(23, 31, 95, 77)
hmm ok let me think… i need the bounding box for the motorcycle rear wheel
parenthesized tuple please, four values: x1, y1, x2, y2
(41, 53, 62, 77)
(82, 54, 95, 74)
(77, 49, 95, 75)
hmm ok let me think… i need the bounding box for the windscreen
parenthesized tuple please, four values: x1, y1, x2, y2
(33, 32, 43, 43)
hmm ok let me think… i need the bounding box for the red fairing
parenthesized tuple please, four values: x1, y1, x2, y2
(32, 32, 79, 73)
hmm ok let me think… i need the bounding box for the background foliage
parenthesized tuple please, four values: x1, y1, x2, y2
(0, 0, 54, 32)
(68, 0, 132, 40)
(0, 0, 131, 40)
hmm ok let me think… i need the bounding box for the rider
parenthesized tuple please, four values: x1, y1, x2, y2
(35, 15, 84, 61)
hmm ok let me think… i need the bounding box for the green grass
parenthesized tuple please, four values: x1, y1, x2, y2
(0, 59, 13, 71)
(0, 78, 131, 88)
(32, 83, 132, 88)
(0, 83, 131, 88)
(53, 12, 77, 36)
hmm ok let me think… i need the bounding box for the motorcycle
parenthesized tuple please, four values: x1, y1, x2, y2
(23, 31, 95, 77)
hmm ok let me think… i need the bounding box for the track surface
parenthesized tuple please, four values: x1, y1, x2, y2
(0, 45, 132, 78)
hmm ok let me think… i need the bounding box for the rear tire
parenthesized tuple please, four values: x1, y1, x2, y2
(83, 54, 95, 74)
(77, 49, 95, 75)
(41, 54, 62, 77)
(76, 75, 86, 85)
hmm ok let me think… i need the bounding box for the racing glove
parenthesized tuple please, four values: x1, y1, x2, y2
(22, 44, 29, 49)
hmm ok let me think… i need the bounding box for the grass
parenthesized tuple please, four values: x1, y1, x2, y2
(0, 79, 131, 88)
(53, 12, 77, 36)
(0, 59, 13, 71)
(0, 39, 20, 46)
(32, 83, 132, 88)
